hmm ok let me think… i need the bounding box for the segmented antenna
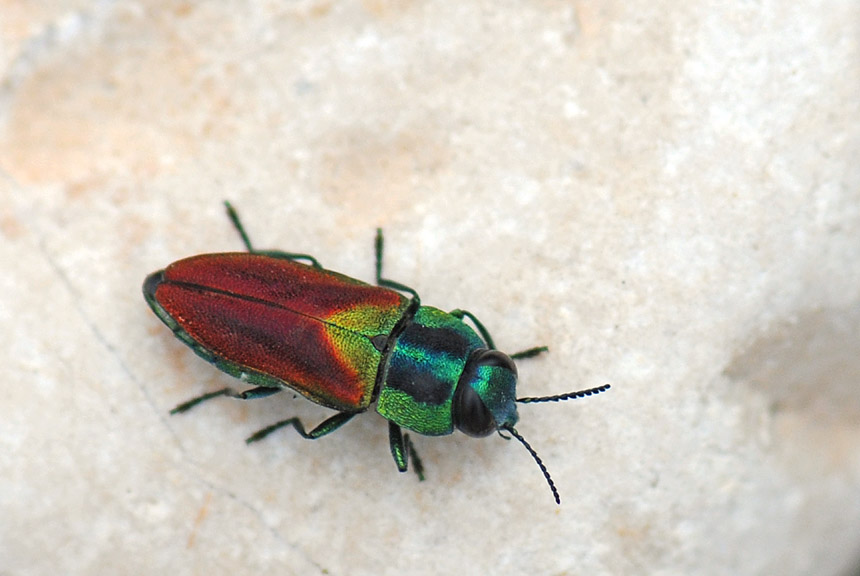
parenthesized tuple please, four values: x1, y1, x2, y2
(517, 383, 611, 404)
(503, 425, 561, 505)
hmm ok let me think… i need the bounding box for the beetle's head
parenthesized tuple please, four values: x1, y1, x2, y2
(452, 349, 519, 437)
(454, 347, 612, 504)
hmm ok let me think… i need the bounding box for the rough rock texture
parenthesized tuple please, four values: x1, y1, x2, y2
(1, 2, 858, 575)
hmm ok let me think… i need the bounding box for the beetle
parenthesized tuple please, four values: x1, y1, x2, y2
(143, 202, 609, 503)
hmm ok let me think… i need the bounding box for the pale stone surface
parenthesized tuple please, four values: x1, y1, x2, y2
(1, 2, 859, 575)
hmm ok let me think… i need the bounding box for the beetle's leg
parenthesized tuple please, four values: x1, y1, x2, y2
(374, 228, 386, 284)
(224, 201, 323, 267)
(254, 249, 322, 268)
(388, 421, 426, 481)
(374, 228, 420, 301)
(451, 309, 548, 359)
(405, 433, 425, 480)
(366, 230, 423, 480)
(450, 309, 497, 349)
(170, 386, 281, 414)
(510, 346, 549, 360)
(224, 201, 257, 251)
(246, 411, 357, 443)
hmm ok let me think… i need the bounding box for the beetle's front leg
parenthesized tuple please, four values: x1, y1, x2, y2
(450, 309, 549, 359)
(510, 346, 549, 360)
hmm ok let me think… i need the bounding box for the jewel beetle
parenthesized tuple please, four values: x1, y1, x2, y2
(143, 202, 610, 504)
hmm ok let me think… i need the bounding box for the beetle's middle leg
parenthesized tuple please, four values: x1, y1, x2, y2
(388, 421, 426, 481)
(374, 228, 420, 302)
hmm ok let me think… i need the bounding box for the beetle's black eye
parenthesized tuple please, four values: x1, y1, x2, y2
(453, 382, 496, 437)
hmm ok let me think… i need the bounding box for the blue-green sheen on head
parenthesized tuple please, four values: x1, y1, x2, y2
(452, 349, 520, 437)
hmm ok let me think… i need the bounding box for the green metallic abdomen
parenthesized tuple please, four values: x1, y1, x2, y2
(376, 306, 486, 436)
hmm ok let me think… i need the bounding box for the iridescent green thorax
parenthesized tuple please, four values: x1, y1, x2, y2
(376, 306, 485, 435)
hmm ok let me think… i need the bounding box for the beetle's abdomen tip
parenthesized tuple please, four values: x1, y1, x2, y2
(142, 270, 166, 299)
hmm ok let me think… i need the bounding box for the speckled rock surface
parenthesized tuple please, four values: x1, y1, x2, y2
(2, 2, 859, 575)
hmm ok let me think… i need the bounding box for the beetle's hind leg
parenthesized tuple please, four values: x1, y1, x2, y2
(224, 201, 323, 268)
(246, 411, 357, 443)
(389, 422, 426, 481)
(255, 249, 322, 268)
(170, 385, 281, 414)
(224, 201, 256, 252)
(171, 384, 357, 444)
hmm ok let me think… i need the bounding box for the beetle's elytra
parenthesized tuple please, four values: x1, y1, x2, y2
(143, 202, 610, 503)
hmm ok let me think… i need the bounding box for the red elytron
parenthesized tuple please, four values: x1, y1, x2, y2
(147, 253, 409, 411)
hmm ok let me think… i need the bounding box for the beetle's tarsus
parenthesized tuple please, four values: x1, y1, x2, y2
(510, 346, 549, 360)
(246, 411, 357, 443)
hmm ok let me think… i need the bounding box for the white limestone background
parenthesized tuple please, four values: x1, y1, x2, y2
(1, 2, 859, 575)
